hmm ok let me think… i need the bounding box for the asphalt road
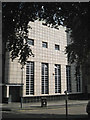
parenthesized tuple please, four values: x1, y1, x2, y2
(1, 113, 89, 120)
(1, 103, 89, 120)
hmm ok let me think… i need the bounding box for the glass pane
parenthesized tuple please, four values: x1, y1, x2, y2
(42, 42, 47, 48)
(55, 44, 59, 50)
(55, 64, 61, 93)
(28, 39, 34, 45)
(66, 65, 71, 92)
(26, 62, 34, 95)
(42, 63, 48, 94)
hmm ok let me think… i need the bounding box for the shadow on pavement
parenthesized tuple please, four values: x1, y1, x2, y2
(1, 113, 89, 120)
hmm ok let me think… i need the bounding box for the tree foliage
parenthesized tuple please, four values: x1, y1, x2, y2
(2, 2, 90, 67)
(2, 2, 40, 65)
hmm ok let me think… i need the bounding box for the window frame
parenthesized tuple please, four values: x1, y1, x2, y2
(55, 64, 61, 93)
(66, 65, 72, 93)
(26, 61, 34, 95)
(41, 63, 49, 94)
(76, 66, 81, 92)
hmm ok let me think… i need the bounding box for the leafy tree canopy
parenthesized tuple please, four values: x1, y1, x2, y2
(2, 2, 90, 68)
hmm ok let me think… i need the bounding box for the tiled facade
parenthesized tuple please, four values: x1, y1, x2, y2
(3, 20, 82, 102)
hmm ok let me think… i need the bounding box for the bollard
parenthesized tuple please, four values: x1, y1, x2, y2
(21, 97, 23, 108)
(41, 97, 47, 107)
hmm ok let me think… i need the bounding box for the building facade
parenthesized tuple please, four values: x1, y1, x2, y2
(3, 20, 82, 103)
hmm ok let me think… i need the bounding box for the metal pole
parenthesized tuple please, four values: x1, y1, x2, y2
(21, 65, 23, 108)
(21, 97, 23, 108)
(66, 98, 68, 118)
(65, 91, 68, 120)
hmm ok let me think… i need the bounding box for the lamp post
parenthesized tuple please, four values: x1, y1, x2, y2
(21, 64, 24, 108)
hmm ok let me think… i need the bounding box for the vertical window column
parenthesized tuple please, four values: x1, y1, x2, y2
(26, 62, 34, 95)
(42, 63, 48, 94)
(76, 66, 81, 92)
(66, 65, 72, 92)
(55, 64, 61, 93)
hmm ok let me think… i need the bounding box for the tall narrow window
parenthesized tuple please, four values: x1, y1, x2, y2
(66, 65, 72, 92)
(55, 64, 61, 93)
(42, 63, 48, 94)
(26, 62, 34, 95)
(76, 66, 81, 92)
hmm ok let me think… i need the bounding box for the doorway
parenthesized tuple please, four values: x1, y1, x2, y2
(9, 86, 20, 102)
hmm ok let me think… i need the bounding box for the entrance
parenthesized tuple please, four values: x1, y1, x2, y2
(9, 86, 20, 102)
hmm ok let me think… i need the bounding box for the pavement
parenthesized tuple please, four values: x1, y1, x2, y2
(0, 100, 89, 120)
(1, 100, 89, 110)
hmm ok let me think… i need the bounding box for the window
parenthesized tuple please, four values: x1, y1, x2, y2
(42, 42, 48, 48)
(55, 44, 60, 50)
(28, 39, 34, 46)
(55, 64, 61, 93)
(66, 65, 72, 92)
(76, 66, 81, 92)
(42, 63, 49, 94)
(26, 62, 34, 95)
